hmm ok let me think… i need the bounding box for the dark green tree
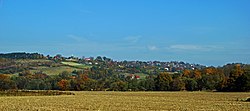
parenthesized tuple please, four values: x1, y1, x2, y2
(235, 71, 250, 91)
(138, 76, 155, 91)
(170, 78, 185, 91)
(110, 80, 127, 91)
(184, 78, 197, 91)
(0, 74, 16, 90)
(155, 72, 172, 91)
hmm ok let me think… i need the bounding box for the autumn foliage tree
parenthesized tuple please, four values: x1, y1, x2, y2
(155, 72, 172, 91)
(0, 74, 16, 90)
(218, 64, 246, 91)
(183, 69, 191, 77)
(57, 79, 70, 91)
(193, 69, 202, 79)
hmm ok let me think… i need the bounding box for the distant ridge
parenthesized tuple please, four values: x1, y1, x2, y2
(0, 52, 44, 59)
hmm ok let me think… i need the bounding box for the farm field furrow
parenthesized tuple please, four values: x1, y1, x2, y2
(0, 92, 249, 111)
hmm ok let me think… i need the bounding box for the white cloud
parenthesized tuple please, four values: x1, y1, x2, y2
(170, 45, 202, 50)
(67, 34, 91, 43)
(148, 46, 158, 51)
(124, 35, 142, 43)
(168, 44, 223, 51)
(67, 34, 83, 42)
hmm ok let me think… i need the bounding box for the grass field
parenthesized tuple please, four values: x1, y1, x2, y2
(0, 91, 249, 110)
(30, 66, 80, 75)
(61, 62, 92, 69)
(10, 60, 90, 75)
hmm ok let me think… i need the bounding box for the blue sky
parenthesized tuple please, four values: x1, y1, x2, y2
(0, 0, 249, 66)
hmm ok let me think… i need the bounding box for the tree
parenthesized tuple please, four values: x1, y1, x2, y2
(11, 76, 28, 89)
(234, 71, 250, 91)
(110, 81, 127, 91)
(193, 69, 202, 79)
(26, 79, 47, 90)
(0, 74, 16, 90)
(198, 74, 223, 91)
(230, 64, 243, 78)
(184, 78, 197, 91)
(155, 72, 172, 91)
(57, 79, 70, 91)
(69, 79, 78, 90)
(83, 79, 97, 91)
(74, 74, 92, 90)
(138, 76, 155, 91)
(221, 64, 244, 91)
(95, 56, 103, 62)
(204, 67, 214, 75)
(59, 71, 71, 79)
(127, 79, 139, 91)
(183, 69, 191, 77)
(170, 78, 185, 91)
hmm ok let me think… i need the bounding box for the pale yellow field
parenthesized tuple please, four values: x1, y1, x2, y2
(0, 91, 249, 111)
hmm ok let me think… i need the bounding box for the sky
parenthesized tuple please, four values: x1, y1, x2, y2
(0, 0, 249, 66)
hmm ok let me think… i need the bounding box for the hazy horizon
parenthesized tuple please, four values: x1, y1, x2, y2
(0, 0, 249, 66)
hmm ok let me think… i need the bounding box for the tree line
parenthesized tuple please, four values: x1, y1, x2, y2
(0, 52, 44, 59)
(0, 52, 249, 92)
(0, 63, 249, 92)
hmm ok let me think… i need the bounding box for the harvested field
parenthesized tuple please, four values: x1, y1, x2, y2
(0, 91, 249, 110)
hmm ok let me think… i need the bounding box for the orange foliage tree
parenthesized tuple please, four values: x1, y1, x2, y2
(57, 79, 70, 91)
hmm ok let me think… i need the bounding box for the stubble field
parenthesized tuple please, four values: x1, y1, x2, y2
(0, 91, 249, 111)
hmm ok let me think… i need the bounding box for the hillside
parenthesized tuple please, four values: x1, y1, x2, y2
(0, 52, 249, 92)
